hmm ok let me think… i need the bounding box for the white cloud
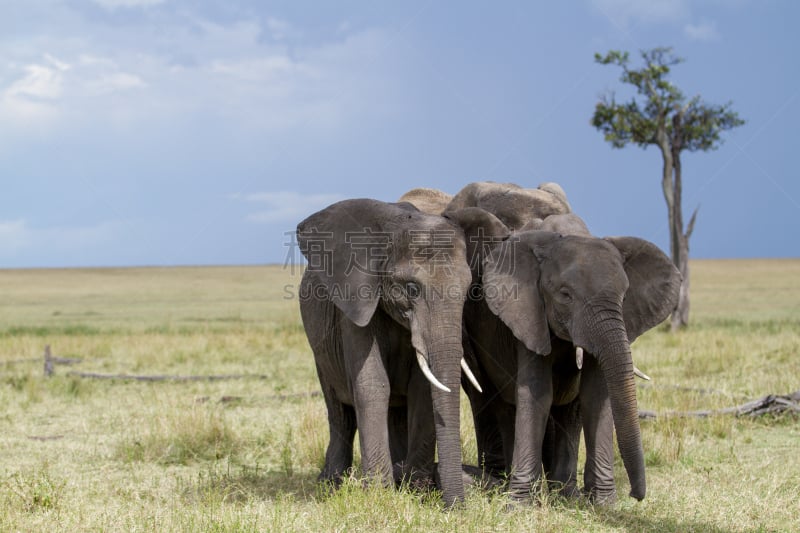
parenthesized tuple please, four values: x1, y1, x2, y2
(209, 56, 301, 83)
(0, 56, 69, 126)
(44, 53, 71, 72)
(5, 63, 65, 100)
(266, 18, 297, 41)
(591, 0, 689, 26)
(0, 52, 146, 129)
(78, 54, 118, 68)
(0, 220, 28, 252)
(0, 219, 119, 257)
(93, 0, 165, 9)
(0, 14, 403, 144)
(234, 192, 345, 223)
(684, 21, 721, 41)
(86, 72, 147, 94)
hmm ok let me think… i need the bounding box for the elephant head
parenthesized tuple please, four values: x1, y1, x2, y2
(297, 198, 479, 506)
(482, 230, 681, 500)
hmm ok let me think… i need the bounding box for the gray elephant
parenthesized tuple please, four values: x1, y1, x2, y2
(297, 198, 486, 506)
(403, 182, 574, 481)
(398, 187, 453, 215)
(400, 181, 570, 226)
(440, 181, 572, 479)
(453, 211, 681, 502)
(445, 181, 571, 230)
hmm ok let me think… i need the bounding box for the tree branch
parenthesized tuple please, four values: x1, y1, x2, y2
(686, 205, 699, 239)
(639, 391, 800, 419)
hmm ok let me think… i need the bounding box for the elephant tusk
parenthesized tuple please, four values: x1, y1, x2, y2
(575, 346, 584, 370)
(461, 358, 483, 393)
(416, 351, 451, 393)
(633, 365, 651, 381)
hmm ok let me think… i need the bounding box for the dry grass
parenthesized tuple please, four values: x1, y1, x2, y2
(0, 260, 798, 531)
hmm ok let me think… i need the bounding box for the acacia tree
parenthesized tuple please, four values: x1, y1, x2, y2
(591, 47, 744, 329)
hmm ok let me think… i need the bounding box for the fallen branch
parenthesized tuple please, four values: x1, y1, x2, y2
(27, 435, 65, 442)
(639, 391, 800, 419)
(195, 391, 322, 404)
(1, 357, 41, 366)
(67, 371, 271, 382)
(637, 383, 743, 398)
(51, 356, 82, 365)
(2, 352, 80, 368)
(43, 345, 82, 376)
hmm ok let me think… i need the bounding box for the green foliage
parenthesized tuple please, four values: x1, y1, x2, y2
(280, 428, 295, 477)
(116, 404, 240, 465)
(0, 324, 107, 337)
(4, 465, 66, 513)
(592, 47, 744, 152)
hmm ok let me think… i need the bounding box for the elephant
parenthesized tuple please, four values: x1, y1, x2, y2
(530, 212, 591, 237)
(445, 181, 572, 230)
(297, 198, 488, 507)
(451, 211, 681, 503)
(399, 181, 570, 226)
(441, 182, 572, 478)
(398, 187, 453, 215)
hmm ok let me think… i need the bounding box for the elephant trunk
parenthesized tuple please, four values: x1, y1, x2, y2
(427, 321, 465, 507)
(588, 310, 646, 501)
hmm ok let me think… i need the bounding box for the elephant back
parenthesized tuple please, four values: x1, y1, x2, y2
(398, 187, 453, 215)
(445, 181, 571, 230)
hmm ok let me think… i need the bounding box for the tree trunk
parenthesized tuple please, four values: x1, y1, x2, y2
(656, 122, 678, 266)
(671, 232, 690, 330)
(669, 111, 691, 330)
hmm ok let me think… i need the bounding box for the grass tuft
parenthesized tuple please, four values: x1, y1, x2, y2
(117, 402, 240, 465)
(3, 464, 66, 513)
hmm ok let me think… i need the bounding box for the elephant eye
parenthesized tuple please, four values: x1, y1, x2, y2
(405, 281, 421, 300)
(559, 288, 572, 301)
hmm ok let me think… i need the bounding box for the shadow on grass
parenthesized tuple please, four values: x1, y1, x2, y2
(593, 506, 734, 533)
(184, 464, 742, 531)
(183, 464, 321, 504)
(184, 464, 447, 508)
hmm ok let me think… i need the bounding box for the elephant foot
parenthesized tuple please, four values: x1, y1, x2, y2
(317, 469, 347, 488)
(393, 462, 436, 492)
(506, 473, 546, 504)
(501, 494, 535, 513)
(548, 479, 580, 499)
(582, 486, 618, 506)
(460, 464, 506, 490)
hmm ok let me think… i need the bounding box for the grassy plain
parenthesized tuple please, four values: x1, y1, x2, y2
(0, 260, 798, 532)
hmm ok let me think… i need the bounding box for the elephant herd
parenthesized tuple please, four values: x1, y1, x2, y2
(296, 181, 681, 507)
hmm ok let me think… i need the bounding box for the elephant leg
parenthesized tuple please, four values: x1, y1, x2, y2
(318, 383, 357, 484)
(401, 370, 435, 488)
(579, 353, 617, 504)
(495, 400, 516, 475)
(342, 322, 394, 486)
(509, 344, 552, 501)
(543, 400, 581, 498)
(463, 333, 513, 477)
(388, 405, 408, 480)
(466, 378, 507, 477)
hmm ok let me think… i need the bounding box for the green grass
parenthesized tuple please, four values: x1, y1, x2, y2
(0, 261, 798, 531)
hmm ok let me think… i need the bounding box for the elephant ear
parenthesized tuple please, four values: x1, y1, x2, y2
(482, 231, 557, 355)
(605, 236, 682, 342)
(443, 207, 509, 279)
(297, 198, 396, 327)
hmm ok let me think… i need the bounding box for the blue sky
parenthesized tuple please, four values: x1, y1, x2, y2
(1, 0, 798, 268)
